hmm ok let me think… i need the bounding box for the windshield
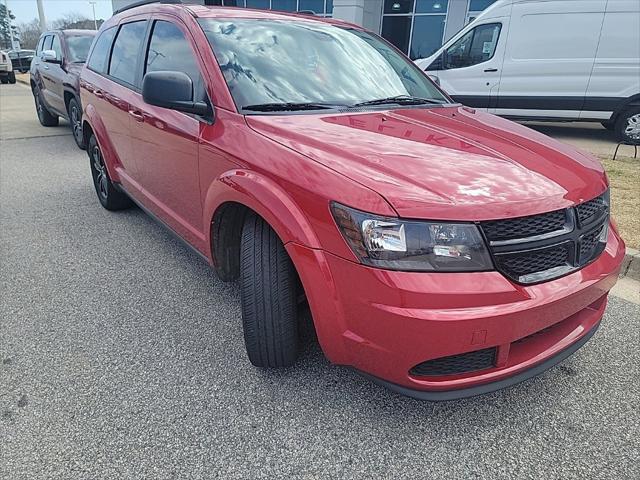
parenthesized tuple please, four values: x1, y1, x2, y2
(66, 35, 95, 63)
(198, 18, 448, 112)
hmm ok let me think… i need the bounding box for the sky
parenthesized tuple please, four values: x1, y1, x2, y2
(5, 0, 114, 26)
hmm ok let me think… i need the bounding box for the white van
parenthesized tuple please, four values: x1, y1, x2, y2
(415, 0, 640, 143)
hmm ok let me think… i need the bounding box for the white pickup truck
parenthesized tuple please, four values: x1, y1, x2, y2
(0, 50, 16, 84)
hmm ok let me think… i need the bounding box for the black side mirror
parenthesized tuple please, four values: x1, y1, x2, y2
(142, 71, 209, 116)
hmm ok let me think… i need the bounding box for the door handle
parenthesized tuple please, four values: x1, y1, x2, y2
(128, 109, 145, 122)
(94, 90, 104, 98)
(484, 68, 498, 72)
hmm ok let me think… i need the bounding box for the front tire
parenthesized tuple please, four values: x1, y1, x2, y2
(614, 107, 640, 144)
(88, 134, 132, 211)
(68, 97, 85, 149)
(240, 214, 299, 368)
(33, 87, 59, 126)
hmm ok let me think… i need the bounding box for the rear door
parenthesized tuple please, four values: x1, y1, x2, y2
(102, 20, 149, 184)
(127, 17, 206, 245)
(494, 0, 606, 119)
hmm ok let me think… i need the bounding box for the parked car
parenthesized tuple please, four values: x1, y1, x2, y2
(30, 29, 97, 148)
(415, 0, 640, 143)
(0, 51, 16, 84)
(8, 49, 35, 73)
(80, 1, 625, 400)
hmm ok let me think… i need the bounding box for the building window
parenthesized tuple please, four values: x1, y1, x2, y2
(205, 0, 333, 15)
(381, 0, 448, 60)
(466, 0, 497, 24)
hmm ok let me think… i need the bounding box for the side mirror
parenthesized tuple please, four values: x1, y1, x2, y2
(142, 71, 209, 116)
(42, 49, 61, 64)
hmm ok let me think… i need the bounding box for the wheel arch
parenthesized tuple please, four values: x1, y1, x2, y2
(82, 104, 122, 183)
(204, 169, 322, 281)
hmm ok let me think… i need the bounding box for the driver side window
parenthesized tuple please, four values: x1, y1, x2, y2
(444, 23, 501, 69)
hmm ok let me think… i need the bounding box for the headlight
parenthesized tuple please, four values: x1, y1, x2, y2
(331, 203, 493, 272)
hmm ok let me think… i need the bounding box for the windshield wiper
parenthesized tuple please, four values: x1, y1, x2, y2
(241, 102, 347, 112)
(350, 95, 446, 108)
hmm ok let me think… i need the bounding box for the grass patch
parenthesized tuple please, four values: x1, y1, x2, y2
(598, 154, 640, 249)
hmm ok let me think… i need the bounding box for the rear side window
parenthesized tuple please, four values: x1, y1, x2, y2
(145, 21, 205, 100)
(109, 21, 148, 86)
(87, 27, 116, 73)
(444, 23, 501, 69)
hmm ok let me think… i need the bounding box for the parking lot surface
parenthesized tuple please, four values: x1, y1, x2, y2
(1, 83, 639, 479)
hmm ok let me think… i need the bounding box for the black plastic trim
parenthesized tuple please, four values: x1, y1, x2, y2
(355, 321, 600, 401)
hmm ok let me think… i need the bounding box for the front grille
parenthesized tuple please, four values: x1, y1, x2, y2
(576, 193, 608, 226)
(409, 347, 496, 377)
(480, 191, 609, 284)
(482, 209, 566, 242)
(495, 242, 571, 278)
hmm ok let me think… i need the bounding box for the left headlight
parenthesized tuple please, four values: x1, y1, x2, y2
(331, 202, 494, 272)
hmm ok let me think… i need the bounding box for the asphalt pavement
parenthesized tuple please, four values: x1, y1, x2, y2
(1, 83, 639, 479)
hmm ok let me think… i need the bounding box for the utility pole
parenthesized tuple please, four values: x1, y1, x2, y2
(2, 0, 19, 50)
(89, 1, 97, 30)
(36, 0, 46, 32)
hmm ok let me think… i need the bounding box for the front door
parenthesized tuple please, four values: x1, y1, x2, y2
(128, 18, 206, 246)
(41, 34, 66, 115)
(427, 21, 505, 112)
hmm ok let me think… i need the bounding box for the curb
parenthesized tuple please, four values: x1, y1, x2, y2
(621, 247, 640, 281)
(15, 73, 30, 87)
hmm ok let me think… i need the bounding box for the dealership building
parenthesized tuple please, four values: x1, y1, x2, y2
(112, 0, 497, 59)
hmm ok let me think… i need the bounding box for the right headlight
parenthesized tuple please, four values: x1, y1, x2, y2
(331, 202, 494, 272)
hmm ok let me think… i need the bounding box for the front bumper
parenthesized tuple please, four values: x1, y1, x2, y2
(286, 222, 625, 399)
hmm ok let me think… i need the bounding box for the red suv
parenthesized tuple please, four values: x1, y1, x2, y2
(80, 2, 625, 400)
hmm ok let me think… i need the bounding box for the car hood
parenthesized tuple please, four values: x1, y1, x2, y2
(246, 106, 607, 221)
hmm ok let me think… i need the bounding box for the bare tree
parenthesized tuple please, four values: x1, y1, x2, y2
(17, 19, 42, 50)
(51, 12, 103, 31)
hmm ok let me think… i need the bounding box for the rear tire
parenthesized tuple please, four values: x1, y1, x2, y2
(614, 107, 640, 144)
(33, 87, 59, 126)
(68, 97, 85, 149)
(240, 214, 299, 368)
(88, 134, 132, 211)
(8, 71, 15, 84)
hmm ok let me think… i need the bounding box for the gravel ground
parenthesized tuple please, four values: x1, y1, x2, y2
(1, 84, 639, 479)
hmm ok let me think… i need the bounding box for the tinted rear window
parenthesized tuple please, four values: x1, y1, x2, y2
(109, 21, 148, 86)
(87, 27, 116, 73)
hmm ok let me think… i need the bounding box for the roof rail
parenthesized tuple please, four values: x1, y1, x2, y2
(296, 10, 317, 15)
(113, 0, 183, 15)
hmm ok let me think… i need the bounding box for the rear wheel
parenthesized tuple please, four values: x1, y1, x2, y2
(88, 134, 132, 211)
(7, 71, 15, 84)
(33, 87, 59, 126)
(614, 108, 640, 144)
(240, 214, 299, 368)
(68, 97, 85, 149)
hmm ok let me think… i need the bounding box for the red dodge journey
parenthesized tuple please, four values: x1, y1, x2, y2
(80, 1, 625, 400)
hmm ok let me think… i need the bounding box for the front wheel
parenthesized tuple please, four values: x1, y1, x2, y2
(68, 97, 85, 149)
(614, 107, 640, 144)
(240, 214, 299, 368)
(88, 134, 132, 211)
